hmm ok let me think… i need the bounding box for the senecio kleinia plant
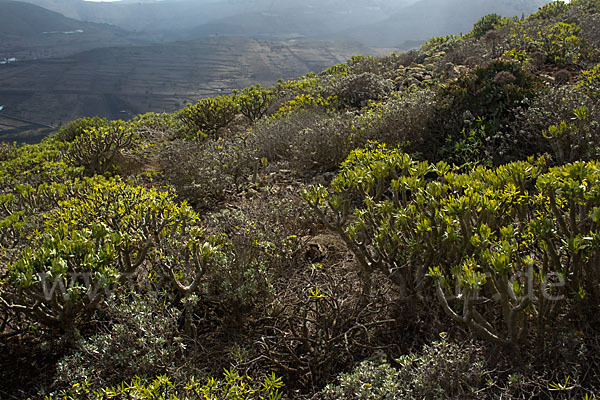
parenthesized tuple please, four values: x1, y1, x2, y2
(6, 176, 216, 336)
(63, 120, 135, 176)
(45, 369, 284, 400)
(177, 95, 239, 140)
(303, 143, 600, 354)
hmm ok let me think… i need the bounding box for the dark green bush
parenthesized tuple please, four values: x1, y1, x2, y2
(471, 13, 504, 39)
(322, 335, 487, 399)
(432, 59, 542, 164)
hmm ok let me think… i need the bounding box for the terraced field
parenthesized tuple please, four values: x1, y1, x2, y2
(0, 114, 53, 143)
(0, 37, 374, 142)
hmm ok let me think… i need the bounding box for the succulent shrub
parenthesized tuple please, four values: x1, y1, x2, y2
(542, 106, 600, 163)
(130, 111, 181, 139)
(56, 117, 109, 143)
(6, 176, 205, 335)
(62, 121, 135, 176)
(304, 145, 600, 354)
(507, 19, 591, 64)
(530, 1, 571, 21)
(177, 95, 239, 140)
(0, 141, 82, 261)
(0, 140, 79, 191)
(235, 84, 274, 122)
(576, 64, 600, 99)
(47, 370, 284, 400)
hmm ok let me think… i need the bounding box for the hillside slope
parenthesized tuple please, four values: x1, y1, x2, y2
(0, 0, 141, 60)
(0, 36, 374, 138)
(1, 1, 600, 399)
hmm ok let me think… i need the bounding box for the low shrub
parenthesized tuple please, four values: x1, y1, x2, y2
(62, 121, 135, 175)
(54, 293, 183, 388)
(55, 117, 109, 143)
(321, 335, 487, 400)
(323, 72, 394, 108)
(354, 89, 436, 153)
(432, 59, 542, 164)
(250, 107, 355, 175)
(517, 85, 599, 162)
(177, 95, 239, 140)
(47, 370, 284, 400)
(162, 135, 255, 209)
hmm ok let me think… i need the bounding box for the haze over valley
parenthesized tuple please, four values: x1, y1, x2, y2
(1, 0, 550, 141)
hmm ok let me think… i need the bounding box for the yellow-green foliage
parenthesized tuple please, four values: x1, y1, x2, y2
(276, 75, 320, 96)
(0, 141, 82, 254)
(177, 95, 240, 140)
(507, 20, 589, 64)
(271, 93, 338, 119)
(63, 121, 135, 176)
(321, 62, 351, 78)
(420, 34, 460, 54)
(0, 140, 78, 189)
(130, 111, 180, 138)
(470, 13, 505, 39)
(7, 176, 203, 333)
(576, 64, 600, 98)
(56, 117, 109, 143)
(304, 144, 600, 351)
(235, 84, 274, 122)
(46, 370, 284, 400)
(529, 1, 571, 20)
(543, 106, 600, 163)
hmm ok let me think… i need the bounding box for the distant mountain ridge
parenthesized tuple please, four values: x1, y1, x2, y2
(341, 0, 548, 47)
(12, 0, 552, 48)
(0, 0, 92, 36)
(0, 1, 151, 60)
